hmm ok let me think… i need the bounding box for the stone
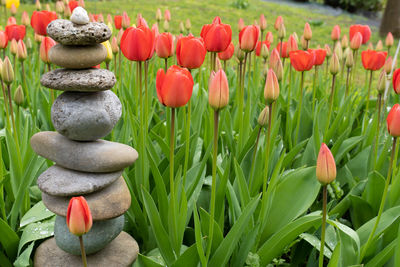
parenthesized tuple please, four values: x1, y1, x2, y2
(34, 232, 139, 267)
(42, 177, 131, 220)
(70, 7, 89, 25)
(47, 19, 111, 45)
(30, 131, 138, 172)
(37, 165, 122, 196)
(54, 215, 124, 255)
(40, 68, 116, 92)
(51, 91, 122, 141)
(49, 44, 106, 69)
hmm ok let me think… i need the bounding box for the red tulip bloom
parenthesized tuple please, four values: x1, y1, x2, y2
(155, 32, 174, 59)
(289, 50, 315, 72)
(308, 48, 326, 66)
(331, 25, 340, 41)
(31, 11, 57, 36)
(349, 24, 371, 45)
(176, 35, 206, 69)
(114, 15, 122, 30)
(218, 42, 234, 61)
(392, 69, 400, 94)
(276, 42, 288, 58)
(66, 196, 93, 236)
(200, 16, 232, 52)
(68, 0, 78, 12)
(120, 25, 155, 62)
(5, 25, 26, 41)
(0, 31, 8, 49)
(387, 104, 400, 137)
(361, 50, 387, 71)
(156, 65, 194, 108)
(40, 36, 56, 63)
(255, 40, 270, 56)
(239, 25, 259, 52)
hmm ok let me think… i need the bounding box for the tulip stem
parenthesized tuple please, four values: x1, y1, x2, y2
(169, 107, 178, 253)
(79, 236, 88, 267)
(345, 67, 351, 98)
(312, 66, 318, 114)
(206, 110, 219, 261)
(294, 71, 304, 145)
(286, 65, 293, 149)
(164, 58, 168, 72)
(7, 84, 18, 145)
(238, 52, 248, 151)
(249, 126, 262, 194)
(324, 74, 336, 142)
(183, 97, 191, 186)
(361, 137, 397, 261)
(319, 185, 327, 267)
(325, 57, 329, 79)
(372, 93, 383, 170)
(223, 60, 227, 73)
(363, 70, 373, 135)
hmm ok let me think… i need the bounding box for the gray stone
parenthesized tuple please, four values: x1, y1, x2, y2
(49, 44, 106, 69)
(47, 19, 111, 45)
(30, 131, 138, 172)
(34, 231, 139, 267)
(42, 177, 131, 220)
(51, 91, 122, 141)
(70, 7, 89, 25)
(54, 215, 124, 255)
(37, 165, 122, 196)
(40, 68, 116, 92)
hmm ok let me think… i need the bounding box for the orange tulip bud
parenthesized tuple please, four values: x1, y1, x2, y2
(316, 143, 336, 185)
(350, 32, 362, 50)
(208, 69, 229, 110)
(386, 32, 394, 48)
(331, 25, 340, 41)
(239, 25, 259, 52)
(274, 16, 283, 31)
(16, 39, 27, 61)
(259, 14, 267, 31)
(66, 196, 92, 236)
(264, 68, 279, 103)
(385, 56, 393, 74)
(40, 36, 56, 63)
(303, 22, 312, 41)
(329, 53, 340, 75)
(377, 70, 386, 94)
(111, 36, 119, 55)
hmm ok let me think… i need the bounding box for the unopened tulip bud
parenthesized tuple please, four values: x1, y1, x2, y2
(272, 57, 283, 82)
(1, 57, 14, 84)
(377, 70, 386, 94)
(102, 41, 112, 63)
(292, 32, 299, 43)
(261, 43, 269, 59)
(278, 23, 286, 39)
(316, 143, 336, 185)
(264, 68, 279, 103)
(16, 40, 27, 61)
(265, 31, 274, 43)
(367, 42, 373, 50)
(78, 0, 85, 8)
(107, 22, 113, 34)
(274, 16, 283, 31)
(45, 3, 51, 11)
(64, 5, 71, 18)
(387, 104, 400, 137)
(386, 32, 394, 48)
(179, 21, 184, 33)
(215, 57, 222, 70)
(385, 57, 393, 74)
(185, 19, 191, 31)
(121, 12, 130, 29)
(0, 59, 3, 82)
(55, 1, 64, 13)
(106, 14, 112, 24)
(341, 35, 348, 49)
(303, 22, 312, 41)
(208, 69, 229, 110)
(325, 44, 332, 58)
(66, 196, 93, 236)
(235, 46, 245, 62)
(345, 48, 353, 68)
(10, 4, 17, 15)
(350, 32, 362, 50)
(300, 35, 307, 50)
(10, 39, 17, 55)
(34, 33, 43, 43)
(35, 0, 41, 10)
(163, 20, 169, 32)
(21, 11, 30, 26)
(257, 105, 269, 127)
(117, 29, 124, 45)
(334, 42, 342, 61)
(262, 63, 269, 77)
(331, 25, 340, 41)
(253, 19, 258, 27)
(156, 8, 162, 22)
(25, 37, 32, 50)
(376, 40, 383, 51)
(259, 14, 267, 31)
(111, 36, 119, 55)
(329, 53, 340, 75)
(238, 18, 245, 32)
(14, 85, 24, 105)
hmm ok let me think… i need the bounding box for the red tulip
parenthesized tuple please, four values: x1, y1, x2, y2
(176, 34, 206, 69)
(392, 68, 400, 94)
(276, 42, 288, 58)
(218, 42, 234, 61)
(361, 50, 387, 71)
(239, 25, 259, 52)
(349, 24, 371, 44)
(7, 17, 17, 26)
(31, 11, 57, 36)
(120, 25, 155, 62)
(331, 25, 340, 41)
(274, 16, 283, 31)
(155, 32, 174, 59)
(5, 25, 26, 41)
(308, 48, 326, 66)
(386, 32, 394, 48)
(40, 36, 56, 63)
(0, 31, 8, 49)
(114, 15, 122, 30)
(209, 69, 229, 110)
(66, 196, 92, 236)
(68, 0, 78, 12)
(265, 31, 273, 43)
(200, 16, 232, 52)
(350, 32, 362, 50)
(316, 143, 336, 185)
(387, 104, 400, 137)
(255, 40, 270, 56)
(156, 65, 193, 107)
(289, 50, 315, 72)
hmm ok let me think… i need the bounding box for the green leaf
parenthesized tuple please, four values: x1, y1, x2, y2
(20, 201, 54, 228)
(0, 218, 19, 259)
(14, 242, 34, 267)
(365, 239, 396, 267)
(300, 233, 332, 258)
(18, 217, 55, 254)
(171, 244, 199, 267)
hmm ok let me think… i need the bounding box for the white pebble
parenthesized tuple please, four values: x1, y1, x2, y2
(70, 7, 90, 25)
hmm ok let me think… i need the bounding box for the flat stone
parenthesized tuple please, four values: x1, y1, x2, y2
(37, 165, 122, 196)
(41, 68, 116, 92)
(34, 232, 138, 267)
(52, 91, 122, 141)
(47, 19, 111, 45)
(30, 131, 138, 172)
(49, 44, 106, 69)
(55, 215, 124, 255)
(42, 177, 131, 220)
(70, 7, 89, 25)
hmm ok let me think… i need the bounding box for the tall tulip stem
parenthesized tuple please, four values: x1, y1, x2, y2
(238, 52, 248, 151)
(79, 236, 88, 267)
(361, 137, 397, 261)
(363, 70, 374, 134)
(183, 70, 192, 186)
(170, 108, 176, 199)
(1, 82, 10, 128)
(7, 84, 18, 144)
(345, 67, 351, 98)
(319, 185, 327, 267)
(294, 71, 305, 145)
(249, 126, 262, 194)
(324, 74, 336, 141)
(312, 66, 318, 114)
(372, 93, 383, 170)
(164, 58, 168, 72)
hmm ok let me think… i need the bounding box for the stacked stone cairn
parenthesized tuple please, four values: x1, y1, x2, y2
(33, 7, 139, 267)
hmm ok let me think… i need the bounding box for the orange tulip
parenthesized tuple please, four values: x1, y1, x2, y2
(349, 24, 371, 45)
(208, 69, 229, 110)
(218, 42, 234, 61)
(0, 31, 8, 49)
(331, 25, 340, 41)
(155, 32, 173, 59)
(120, 25, 155, 62)
(176, 35, 206, 70)
(40, 36, 56, 63)
(361, 50, 387, 71)
(393, 69, 400, 94)
(200, 16, 232, 52)
(316, 143, 336, 185)
(239, 25, 259, 52)
(264, 68, 279, 103)
(387, 104, 400, 137)
(274, 16, 283, 31)
(386, 32, 394, 48)
(66, 196, 92, 236)
(289, 50, 315, 72)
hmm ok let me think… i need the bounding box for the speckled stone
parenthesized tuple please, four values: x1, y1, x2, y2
(30, 131, 138, 173)
(49, 44, 106, 69)
(34, 232, 139, 267)
(54, 215, 124, 255)
(37, 165, 122, 196)
(41, 68, 116, 92)
(47, 19, 111, 45)
(42, 177, 131, 220)
(51, 91, 122, 141)
(70, 7, 89, 25)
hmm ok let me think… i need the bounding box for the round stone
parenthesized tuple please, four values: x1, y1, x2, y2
(49, 44, 106, 69)
(34, 232, 139, 267)
(41, 68, 116, 92)
(51, 91, 122, 141)
(55, 215, 124, 255)
(70, 7, 89, 25)
(42, 177, 131, 220)
(47, 19, 111, 45)
(37, 165, 122, 196)
(30, 131, 138, 172)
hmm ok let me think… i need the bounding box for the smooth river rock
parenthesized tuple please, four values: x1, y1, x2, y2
(49, 44, 106, 69)
(41, 68, 116, 92)
(70, 7, 89, 25)
(30, 131, 138, 172)
(34, 232, 139, 267)
(52, 91, 122, 141)
(42, 177, 131, 220)
(37, 165, 122, 196)
(55, 215, 124, 255)
(47, 19, 111, 45)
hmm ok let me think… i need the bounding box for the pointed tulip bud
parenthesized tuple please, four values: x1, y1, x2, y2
(334, 42, 342, 61)
(261, 43, 269, 59)
(350, 32, 362, 50)
(117, 29, 124, 45)
(1, 56, 14, 84)
(274, 16, 283, 31)
(272, 57, 283, 82)
(78, 0, 85, 8)
(155, 8, 162, 22)
(111, 36, 119, 55)
(262, 62, 269, 77)
(345, 48, 353, 68)
(300, 35, 307, 50)
(185, 19, 191, 32)
(208, 69, 229, 110)
(163, 20, 169, 32)
(235, 45, 245, 62)
(387, 104, 400, 137)
(10, 39, 17, 55)
(386, 32, 394, 48)
(329, 53, 340, 75)
(21, 11, 30, 26)
(238, 18, 245, 32)
(10, 4, 17, 15)
(384, 57, 393, 74)
(121, 12, 130, 29)
(316, 143, 336, 185)
(331, 25, 340, 41)
(367, 42, 373, 50)
(34, 33, 43, 43)
(55, 1, 64, 14)
(64, 5, 71, 18)
(25, 37, 32, 50)
(341, 34, 348, 49)
(102, 40, 112, 63)
(16, 40, 27, 61)
(35, 0, 41, 10)
(303, 22, 312, 41)
(325, 44, 332, 58)
(287, 34, 298, 53)
(179, 21, 184, 33)
(257, 105, 269, 127)
(215, 57, 222, 70)
(377, 70, 386, 94)
(40, 36, 56, 63)
(264, 68, 279, 103)
(376, 40, 383, 51)
(14, 85, 24, 105)
(265, 31, 274, 43)
(278, 23, 286, 39)
(66, 196, 93, 236)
